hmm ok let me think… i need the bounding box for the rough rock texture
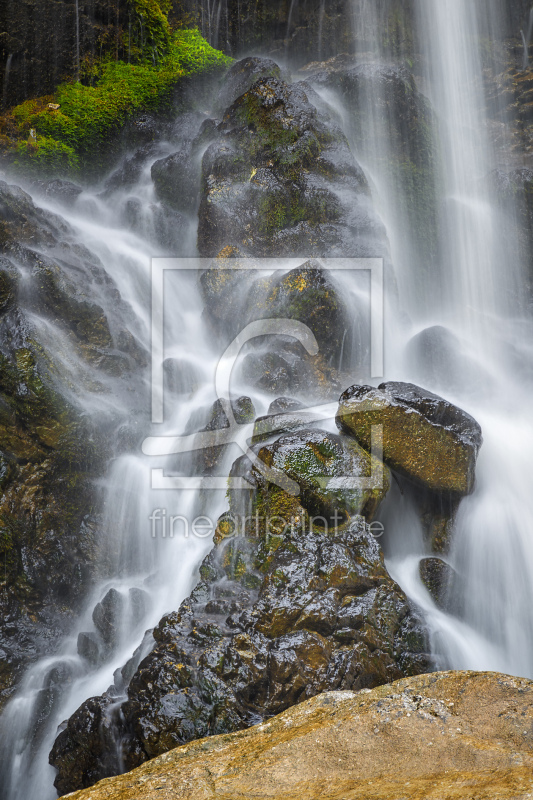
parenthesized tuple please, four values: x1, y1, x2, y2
(197, 69, 387, 259)
(59, 670, 533, 800)
(337, 382, 483, 496)
(419, 557, 455, 610)
(0, 179, 146, 708)
(200, 257, 348, 359)
(50, 428, 429, 794)
(199, 254, 350, 399)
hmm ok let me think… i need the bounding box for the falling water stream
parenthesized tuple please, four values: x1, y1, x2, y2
(1, 1, 533, 797)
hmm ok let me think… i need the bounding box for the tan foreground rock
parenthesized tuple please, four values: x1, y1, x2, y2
(60, 671, 533, 800)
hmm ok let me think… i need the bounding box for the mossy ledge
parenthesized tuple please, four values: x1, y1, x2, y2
(0, 27, 231, 178)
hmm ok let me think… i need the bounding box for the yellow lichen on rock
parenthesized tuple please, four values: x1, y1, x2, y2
(60, 670, 533, 800)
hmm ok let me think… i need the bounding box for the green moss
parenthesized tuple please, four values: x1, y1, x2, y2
(8, 29, 231, 177)
(14, 137, 79, 176)
(130, 0, 172, 64)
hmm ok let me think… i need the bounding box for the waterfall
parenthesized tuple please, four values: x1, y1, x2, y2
(0, 134, 230, 798)
(1, 1, 533, 796)
(377, 0, 533, 675)
(522, 7, 533, 69)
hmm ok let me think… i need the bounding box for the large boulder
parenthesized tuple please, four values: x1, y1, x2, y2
(336, 382, 482, 495)
(214, 57, 284, 114)
(244, 263, 349, 362)
(50, 429, 428, 794)
(197, 70, 387, 259)
(55, 671, 533, 800)
(239, 428, 391, 526)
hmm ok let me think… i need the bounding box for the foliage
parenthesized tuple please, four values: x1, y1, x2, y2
(14, 137, 79, 175)
(6, 29, 231, 176)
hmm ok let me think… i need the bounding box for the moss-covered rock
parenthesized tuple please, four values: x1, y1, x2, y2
(1, 29, 231, 178)
(336, 382, 482, 496)
(197, 66, 386, 259)
(244, 428, 390, 530)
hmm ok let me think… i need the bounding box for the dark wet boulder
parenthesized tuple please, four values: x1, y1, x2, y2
(0, 180, 68, 251)
(215, 57, 283, 114)
(188, 395, 256, 475)
(50, 694, 123, 797)
(92, 589, 125, 651)
(199, 257, 349, 395)
(151, 113, 216, 214)
(201, 396, 256, 431)
(245, 263, 349, 362)
(268, 397, 305, 414)
(151, 148, 200, 214)
(406, 325, 491, 395)
(241, 347, 311, 395)
(50, 464, 428, 791)
(197, 75, 387, 259)
(336, 382, 482, 495)
(77, 633, 100, 667)
(30, 179, 84, 207)
(419, 557, 456, 611)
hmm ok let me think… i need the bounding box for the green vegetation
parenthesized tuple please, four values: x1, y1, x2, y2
(5, 28, 230, 176)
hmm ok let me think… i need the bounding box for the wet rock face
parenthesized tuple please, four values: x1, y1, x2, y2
(337, 381, 483, 496)
(419, 557, 456, 611)
(0, 179, 146, 707)
(197, 65, 386, 259)
(199, 256, 349, 399)
(214, 56, 284, 114)
(56, 670, 533, 800)
(243, 428, 391, 527)
(405, 325, 492, 397)
(50, 427, 429, 793)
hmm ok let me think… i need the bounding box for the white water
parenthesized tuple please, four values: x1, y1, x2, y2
(348, 0, 533, 675)
(0, 139, 240, 798)
(2, 1, 533, 797)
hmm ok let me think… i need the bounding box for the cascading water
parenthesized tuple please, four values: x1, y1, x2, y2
(1, 1, 533, 797)
(342, 0, 533, 675)
(0, 125, 238, 799)
(399, 0, 533, 674)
